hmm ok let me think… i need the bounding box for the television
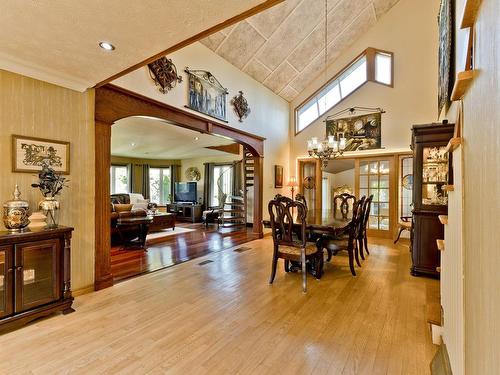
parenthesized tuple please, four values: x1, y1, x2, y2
(174, 182, 197, 203)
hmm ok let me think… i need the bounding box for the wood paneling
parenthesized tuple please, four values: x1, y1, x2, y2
(0, 70, 95, 291)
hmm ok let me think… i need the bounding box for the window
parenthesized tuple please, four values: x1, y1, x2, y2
(296, 48, 393, 133)
(149, 167, 171, 204)
(110, 165, 129, 194)
(211, 165, 233, 207)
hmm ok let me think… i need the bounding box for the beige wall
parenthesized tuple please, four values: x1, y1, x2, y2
(441, 0, 500, 373)
(0, 70, 95, 291)
(112, 42, 290, 219)
(289, 0, 440, 173)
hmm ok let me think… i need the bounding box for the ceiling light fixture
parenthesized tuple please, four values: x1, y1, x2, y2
(99, 41, 115, 51)
(194, 137, 199, 141)
(130, 142, 136, 147)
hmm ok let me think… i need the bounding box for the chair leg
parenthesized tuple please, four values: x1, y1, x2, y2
(348, 246, 356, 276)
(269, 254, 278, 284)
(364, 234, 369, 254)
(315, 254, 323, 279)
(354, 241, 362, 267)
(358, 237, 365, 260)
(301, 249, 307, 293)
(394, 227, 404, 244)
(284, 260, 290, 273)
(326, 248, 332, 262)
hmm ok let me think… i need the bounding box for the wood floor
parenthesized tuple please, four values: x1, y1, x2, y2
(111, 223, 259, 282)
(0, 237, 438, 374)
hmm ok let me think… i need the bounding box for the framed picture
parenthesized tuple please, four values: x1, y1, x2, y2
(12, 135, 70, 174)
(185, 68, 228, 121)
(274, 165, 283, 188)
(438, 0, 454, 117)
(326, 112, 382, 151)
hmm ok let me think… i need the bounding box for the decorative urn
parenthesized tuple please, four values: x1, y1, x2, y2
(3, 185, 30, 231)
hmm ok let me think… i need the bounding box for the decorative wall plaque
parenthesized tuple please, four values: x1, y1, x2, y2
(148, 57, 182, 94)
(185, 68, 228, 121)
(231, 91, 251, 122)
(185, 167, 201, 181)
(12, 135, 70, 174)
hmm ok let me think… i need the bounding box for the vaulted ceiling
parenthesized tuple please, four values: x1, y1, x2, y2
(0, 0, 275, 91)
(200, 0, 400, 102)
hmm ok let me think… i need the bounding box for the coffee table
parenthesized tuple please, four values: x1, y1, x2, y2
(116, 216, 153, 250)
(149, 212, 176, 232)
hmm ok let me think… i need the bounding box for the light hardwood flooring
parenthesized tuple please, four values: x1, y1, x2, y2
(0, 237, 438, 374)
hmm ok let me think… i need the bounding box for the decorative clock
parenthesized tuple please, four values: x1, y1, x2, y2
(185, 167, 201, 181)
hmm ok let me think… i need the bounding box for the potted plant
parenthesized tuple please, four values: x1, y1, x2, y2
(31, 163, 68, 228)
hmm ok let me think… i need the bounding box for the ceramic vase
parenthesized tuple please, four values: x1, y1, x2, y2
(3, 185, 30, 231)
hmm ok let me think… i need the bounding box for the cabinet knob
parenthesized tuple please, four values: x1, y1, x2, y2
(7, 268, 13, 274)
(16, 266, 23, 272)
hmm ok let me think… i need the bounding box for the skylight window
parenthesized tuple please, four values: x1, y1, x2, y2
(296, 48, 393, 134)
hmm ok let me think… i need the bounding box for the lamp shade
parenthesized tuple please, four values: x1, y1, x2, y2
(287, 176, 298, 187)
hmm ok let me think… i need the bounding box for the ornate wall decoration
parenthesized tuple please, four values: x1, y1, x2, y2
(438, 0, 454, 117)
(185, 68, 228, 121)
(12, 135, 70, 174)
(231, 91, 251, 122)
(326, 111, 382, 151)
(303, 176, 316, 190)
(148, 57, 182, 94)
(185, 167, 201, 181)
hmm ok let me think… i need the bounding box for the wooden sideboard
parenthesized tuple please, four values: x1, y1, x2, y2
(0, 226, 74, 332)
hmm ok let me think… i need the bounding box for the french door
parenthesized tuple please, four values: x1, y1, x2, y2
(356, 156, 396, 238)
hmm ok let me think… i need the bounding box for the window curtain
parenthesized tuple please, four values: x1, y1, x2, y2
(127, 163, 134, 193)
(204, 163, 213, 208)
(142, 164, 150, 199)
(170, 164, 180, 202)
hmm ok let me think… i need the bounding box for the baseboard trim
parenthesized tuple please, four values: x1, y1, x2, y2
(73, 285, 95, 297)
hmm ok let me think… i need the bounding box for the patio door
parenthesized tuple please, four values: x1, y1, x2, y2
(356, 156, 396, 238)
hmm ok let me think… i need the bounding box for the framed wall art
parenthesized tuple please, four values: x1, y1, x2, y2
(274, 165, 283, 188)
(326, 112, 382, 151)
(12, 135, 70, 174)
(185, 68, 228, 121)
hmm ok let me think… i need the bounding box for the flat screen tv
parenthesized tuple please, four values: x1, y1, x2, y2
(174, 182, 197, 203)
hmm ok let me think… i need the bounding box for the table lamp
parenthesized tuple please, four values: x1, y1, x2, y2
(287, 176, 298, 200)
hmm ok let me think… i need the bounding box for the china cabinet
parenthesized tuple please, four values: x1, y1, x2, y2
(0, 226, 74, 332)
(410, 122, 454, 277)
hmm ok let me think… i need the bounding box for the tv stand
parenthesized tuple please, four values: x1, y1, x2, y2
(167, 202, 202, 223)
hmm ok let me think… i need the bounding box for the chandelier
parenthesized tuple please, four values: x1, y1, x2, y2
(307, 135, 346, 169)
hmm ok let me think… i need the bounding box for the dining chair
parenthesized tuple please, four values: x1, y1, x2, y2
(295, 193, 308, 210)
(333, 193, 357, 219)
(394, 216, 412, 244)
(318, 196, 366, 276)
(268, 196, 323, 293)
(358, 194, 373, 259)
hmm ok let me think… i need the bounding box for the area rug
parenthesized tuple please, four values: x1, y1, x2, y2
(146, 227, 196, 244)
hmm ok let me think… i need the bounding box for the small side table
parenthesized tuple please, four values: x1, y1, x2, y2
(116, 216, 153, 250)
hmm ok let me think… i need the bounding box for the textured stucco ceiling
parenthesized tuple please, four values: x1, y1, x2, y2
(201, 0, 400, 102)
(111, 117, 234, 160)
(0, 0, 271, 91)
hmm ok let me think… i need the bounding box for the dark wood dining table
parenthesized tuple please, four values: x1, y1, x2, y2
(262, 209, 353, 237)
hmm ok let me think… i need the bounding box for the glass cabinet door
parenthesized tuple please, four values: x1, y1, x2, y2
(15, 239, 60, 313)
(0, 246, 13, 318)
(421, 146, 448, 206)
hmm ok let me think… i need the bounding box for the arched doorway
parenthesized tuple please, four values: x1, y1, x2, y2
(94, 84, 265, 290)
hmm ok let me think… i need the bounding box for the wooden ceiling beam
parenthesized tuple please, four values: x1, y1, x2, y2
(94, 0, 284, 88)
(205, 143, 241, 155)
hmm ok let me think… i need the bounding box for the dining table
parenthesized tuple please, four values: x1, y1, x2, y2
(262, 208, 353, 237)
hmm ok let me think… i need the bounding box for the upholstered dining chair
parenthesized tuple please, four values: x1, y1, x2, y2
(333, 193, 357, 219)
(358, 195, 373, 259)
(268, 196, 323, 293)
(295, 193, 307, 210)
(318, 196, 366, 276)
(394, 216, 412, 244)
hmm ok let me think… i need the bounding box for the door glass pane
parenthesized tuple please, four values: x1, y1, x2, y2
(359, 188, 368, 198)
(369, 216, 378, 229)
(379, 217, 390, 230)
(360, 162, 369, 174)
(400, 157, 413, 217)
(369, 189, 379, 201)
(369, 176, 379, 188)
(369, 162, 379, 174)
(360, 175, 368, 188)
(379, 188, 389, 202)
(22, 245, 56, 307)
(379, 202, 389, 216)
(370, 203, 379, 215)
(379, 160, 390, 174)
(379, 175, 389, 188)
(422, 146, 448, 205)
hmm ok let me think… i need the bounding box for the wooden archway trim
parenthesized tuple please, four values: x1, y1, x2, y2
(94, 84, 265, 290)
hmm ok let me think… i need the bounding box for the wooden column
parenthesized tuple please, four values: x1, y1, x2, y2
(94, 121, 113, 290)
(252, 156, 264, 238)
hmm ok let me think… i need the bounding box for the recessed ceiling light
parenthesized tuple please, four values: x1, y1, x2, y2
(99, 41, 115, 51)
(130, 142, 136, 147)
(194, 137, 199, 141)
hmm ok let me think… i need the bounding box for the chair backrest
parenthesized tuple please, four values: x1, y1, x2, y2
(348, 195, 366, 240)
(268, 197, 307, 248)
(362, 195, 374, 233)
(333, 193, 357, 219)
(295, 193, 308, 210)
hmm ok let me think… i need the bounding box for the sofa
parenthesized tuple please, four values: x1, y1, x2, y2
(110, 194, 151, 246)
(110, 193, 157, 211)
